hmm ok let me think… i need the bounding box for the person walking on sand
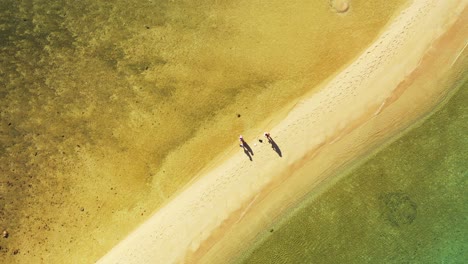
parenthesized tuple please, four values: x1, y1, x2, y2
(264, 132, 271, 140)
(239, 135, 245, 146)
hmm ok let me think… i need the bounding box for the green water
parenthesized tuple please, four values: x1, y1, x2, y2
(241, 78, 468, 263)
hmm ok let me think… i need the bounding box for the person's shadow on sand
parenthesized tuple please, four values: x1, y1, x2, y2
(242, 141, 254, 156)
(240, 144, 253, 161)
(267, 137, 282, 157)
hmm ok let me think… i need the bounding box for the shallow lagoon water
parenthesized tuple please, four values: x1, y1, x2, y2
(241, 77, 468, 263)
(1, 0, 408, 262)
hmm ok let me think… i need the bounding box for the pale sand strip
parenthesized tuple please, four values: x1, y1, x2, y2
(98, 1, 467, 263)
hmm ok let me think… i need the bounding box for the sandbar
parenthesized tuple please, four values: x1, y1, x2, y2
(97, 1, 468, 263)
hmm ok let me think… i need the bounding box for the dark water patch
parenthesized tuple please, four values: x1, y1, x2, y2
(157, 85, 177, 98)
(379, 192, 417, 227)
(91, 41, 126, 69)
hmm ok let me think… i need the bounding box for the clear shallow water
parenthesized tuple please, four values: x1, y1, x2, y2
(0, 0, 407, 262)
(241, 77, 468, 263)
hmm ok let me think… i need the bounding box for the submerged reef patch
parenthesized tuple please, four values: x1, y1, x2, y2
(379, 192, 417, 227)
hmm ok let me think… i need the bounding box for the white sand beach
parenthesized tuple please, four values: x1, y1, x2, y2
(97, 1, 468, 263)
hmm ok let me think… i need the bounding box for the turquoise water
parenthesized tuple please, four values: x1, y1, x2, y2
(241, 77, 468, 263)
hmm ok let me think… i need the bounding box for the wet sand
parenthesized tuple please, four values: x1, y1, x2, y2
(97, 1, 468, 263)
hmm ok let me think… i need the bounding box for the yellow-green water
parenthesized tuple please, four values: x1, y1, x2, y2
(1, 0, 407, 262)
(239, 76, 468, 263)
